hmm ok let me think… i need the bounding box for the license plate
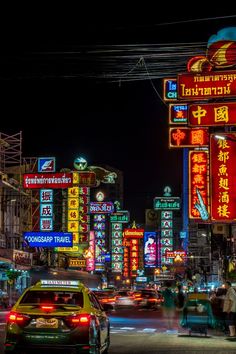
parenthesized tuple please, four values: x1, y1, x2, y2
(36, 317, 58, 328)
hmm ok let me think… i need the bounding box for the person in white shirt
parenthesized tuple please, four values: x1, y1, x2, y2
(223, 281, 236, 337)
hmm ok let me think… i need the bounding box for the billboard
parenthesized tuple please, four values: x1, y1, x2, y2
(144, 232, 157, 268)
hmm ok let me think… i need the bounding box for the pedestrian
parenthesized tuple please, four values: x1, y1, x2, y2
(161, 281, 176, 332)
(175, 284, 186, 311)
(223, 280, 236, 337)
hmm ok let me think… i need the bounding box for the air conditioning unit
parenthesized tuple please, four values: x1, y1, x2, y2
(212, 224, 228, 235)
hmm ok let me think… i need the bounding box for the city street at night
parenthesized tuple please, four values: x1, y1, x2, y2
(1, 308, 236, 354)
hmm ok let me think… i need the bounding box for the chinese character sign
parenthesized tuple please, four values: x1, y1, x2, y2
(210, 134, 236, 221)
(189, 151, 209, 219)
(189, 102, 236, 127)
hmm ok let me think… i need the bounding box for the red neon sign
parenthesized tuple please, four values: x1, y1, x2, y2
(178, 70, 236, 100)
(169, 127, 209, 148)
(189, 102, 236, 126)
(189, 151, 209, 219)
(210, 134, 236, 221)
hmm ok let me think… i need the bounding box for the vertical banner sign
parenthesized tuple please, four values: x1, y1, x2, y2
(78, 186, 90, 243)
(189, 150, 209, 219)
(111, 223, 123, 273)
(144, 232, 157, 268)
(86, 231, 95, 271)
(210, 134, 236, 221)
(40, 189, 53, 231)
(160, 211, 173, 264)
(94, 214, 106, 272)
(57, 186, 79, 252)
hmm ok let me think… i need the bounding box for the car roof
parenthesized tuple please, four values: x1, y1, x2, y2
(27, 279, 88, 292)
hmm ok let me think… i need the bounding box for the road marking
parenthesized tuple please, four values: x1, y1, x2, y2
(141, 328, 157, 332)
(120, 327, 135, 330)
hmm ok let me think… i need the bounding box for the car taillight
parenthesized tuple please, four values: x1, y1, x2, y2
(7, 311, 30, 327)
(65, 313, 90, 328)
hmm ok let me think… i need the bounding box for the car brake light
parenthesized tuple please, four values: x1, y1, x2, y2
(7, 312, 30, 326)
(41, 305, 55, 312)
(65, 313, 90, 328)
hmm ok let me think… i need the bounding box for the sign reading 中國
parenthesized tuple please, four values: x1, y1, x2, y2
(23, 232, 73, 248)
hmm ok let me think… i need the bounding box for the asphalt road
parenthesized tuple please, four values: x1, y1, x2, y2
(1, 308, 236, 353)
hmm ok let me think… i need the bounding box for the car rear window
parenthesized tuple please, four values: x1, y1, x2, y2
(19, 290, 84, 307)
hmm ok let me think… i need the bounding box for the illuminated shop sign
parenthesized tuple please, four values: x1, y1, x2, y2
(90, 202, 114, 214)
(210, 134, 236, 221)
(178, 70, 236, 100)
(144, 232, 157, 268)
(110, 211, 130, 223)
(169, 127, 209, 148)
(163, 78, 178, 101)
(38, 157, 56, 173)
(189, 151, 209, 220)
(72, 171, 96, 187)
(123, 229, 144, 238)
(154, 197, 180, 210)
(169, 103, 188, 124)
(189, 102, 236, 126)
(24, 232, 73, 247)
(23, 173, 73, 189)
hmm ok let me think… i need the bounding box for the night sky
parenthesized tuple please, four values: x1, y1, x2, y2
(0, 9, 235, 222)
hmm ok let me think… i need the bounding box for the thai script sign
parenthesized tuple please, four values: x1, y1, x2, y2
(178, 70, 236, 100)
(24, 232, 73, 247)
(90, 202, 114, 214)
(169, 103, 188, 124)
(110, 211, 130, 223)
(23, 173, 73, 189)
(163, 78, 178, 101)
(169, 127, 209, 148)
(154, 197, 181, 210)
(189, 102, 236, 126)
(123, 229, 144, 238)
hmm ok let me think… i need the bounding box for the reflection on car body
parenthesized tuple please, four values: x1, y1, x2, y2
(4, 279, 110, 354)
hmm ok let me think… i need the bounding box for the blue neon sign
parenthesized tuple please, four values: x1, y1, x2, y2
(23, 232, 73, 248)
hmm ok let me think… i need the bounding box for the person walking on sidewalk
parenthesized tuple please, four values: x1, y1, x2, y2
(223, 280, 236, 337)
(161, 281, 176, 332)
